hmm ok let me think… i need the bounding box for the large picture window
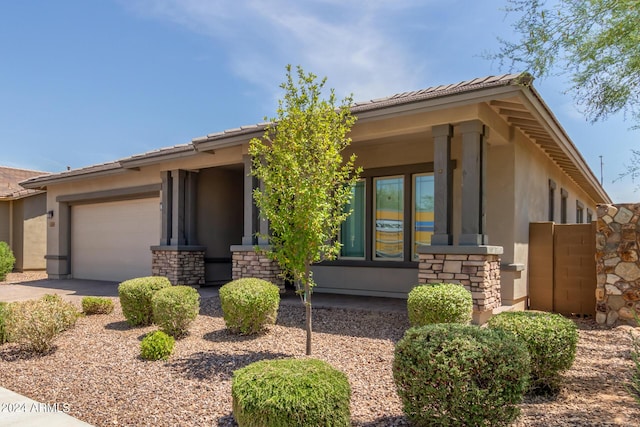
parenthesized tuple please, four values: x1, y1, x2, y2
(340, 180, 365, 258)
(413, 174, 434, 259)
(374, 176, 404, 260)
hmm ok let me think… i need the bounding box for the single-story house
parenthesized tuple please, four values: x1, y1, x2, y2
(0, 166, 49, 271)
(21, 73, 610, 318)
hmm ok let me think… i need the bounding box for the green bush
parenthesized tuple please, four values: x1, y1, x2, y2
(81, 296, 114, 315)
(407, 283, 473, 326)
(219, 278, 280, 335)
(4, 294, 81, 353)
(0, 302, 9, 344)
(118, 276, 171, 326)
(393, 324, 530, 427)
(152, 285, 200, 338)
(0, 241, 16, 281)
(140, 330, 174, 361)
(232, 358, 351, 427)
(488, 311, 578, 394)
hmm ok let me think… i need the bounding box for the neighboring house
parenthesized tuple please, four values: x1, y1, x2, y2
(21, 73, 610, 319)
(0, 166, 49, 271)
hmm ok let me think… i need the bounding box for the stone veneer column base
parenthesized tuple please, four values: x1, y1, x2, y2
(230, 245, 284, 291)
(418, 245, 503, 324)
(151, 246, 206, 286)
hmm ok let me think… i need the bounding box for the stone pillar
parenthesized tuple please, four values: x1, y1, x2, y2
(418, 245, 503, 324)
(595, 203, 640, 326)
(230, 245, 284, 291)
(432, 124, 453, 245)
(459, 120, 488, 245)
(152, 169, 204, 286)
(152, 247, 205, 286)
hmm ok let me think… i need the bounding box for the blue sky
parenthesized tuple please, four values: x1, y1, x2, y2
(1, 1, 638, 202)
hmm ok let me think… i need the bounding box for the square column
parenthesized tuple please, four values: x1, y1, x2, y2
(242, 155, 260, 245)
(432, 124, 453, 245)
(459, 120, 488, 245)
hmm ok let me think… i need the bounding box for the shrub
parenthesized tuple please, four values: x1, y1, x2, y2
(140, 330, 174, 361)
(0, 302, 9, 344)
(82, 296, 114, 315)
(232, 358, 351, 427)
(0, 241, 15, 281)
(629, 326, 640, 404)
(219, 278, 280, 335)
(488, 311, 578, 394)
(152, 285, 200, 338)
(118, 276, 171, 326)
(393, 324, 530, 427)
(407, 283, 473, 326)
(4, 294, 81, 353)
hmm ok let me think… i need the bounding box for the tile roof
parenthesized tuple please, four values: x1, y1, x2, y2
(0, 166, 49, 199)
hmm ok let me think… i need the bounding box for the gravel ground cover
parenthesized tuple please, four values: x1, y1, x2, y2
(1, 273, 639, 426)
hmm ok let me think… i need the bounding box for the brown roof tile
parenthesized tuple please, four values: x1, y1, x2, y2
(0, 166, 49, 199)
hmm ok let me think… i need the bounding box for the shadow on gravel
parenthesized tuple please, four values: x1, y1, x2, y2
(354, 415, 409, 426)
(216, 413, 237, 426)
(167, 350, 291, 381)
(202, 329, 264, 343)
(0, 345, 57, 362)
(104, 320, 131, 331)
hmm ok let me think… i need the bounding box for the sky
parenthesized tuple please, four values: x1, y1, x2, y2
(1, 0, 638, 202)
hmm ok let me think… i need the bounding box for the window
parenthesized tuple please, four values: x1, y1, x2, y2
(587, 209, 593, 223)
(548, 179, 556, 221)
(340, 180, 365, 258)
(374, 176, 404, 260)
(560, 188, 568, 224)
(413, 174, 434, 259)
(576, 201, 584, 223)
(338, 164, 433, 263)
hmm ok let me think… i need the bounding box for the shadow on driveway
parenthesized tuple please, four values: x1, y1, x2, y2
(0, 278, 119, 303)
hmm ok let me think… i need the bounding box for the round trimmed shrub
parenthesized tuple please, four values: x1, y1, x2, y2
(140, 330, 174, 361)
(407, 283, 473, 326)
(119, 276, 171, 326)
(152, 285, 200, 338)
(232, 358, 351, 427)
(488, 311, 578, 394)
(82, 296, 114, 315)
(393, 324, 530, 427)
(219, 278, 280, 335)
(0, 241, 16, 281)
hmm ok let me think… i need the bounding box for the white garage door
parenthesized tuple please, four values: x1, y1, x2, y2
(71, 198, 160, 282)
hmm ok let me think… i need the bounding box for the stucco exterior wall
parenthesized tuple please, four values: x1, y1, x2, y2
(512, 130, 600, 307)
(0, 201, 9, 244)
(20, 193, 47, 270)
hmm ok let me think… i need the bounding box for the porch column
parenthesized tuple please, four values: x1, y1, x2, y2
(152, 169, 204, 286)
(431, 124, 453, 245)
(242, 154, 259, 245)
(459, 120, 488, 245)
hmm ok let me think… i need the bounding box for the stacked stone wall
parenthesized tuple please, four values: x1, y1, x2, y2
(231, 247, 284, 291)
(418, 253, 501, 312)
(152, 249, 205, 286)
(596, 204, 640, 325)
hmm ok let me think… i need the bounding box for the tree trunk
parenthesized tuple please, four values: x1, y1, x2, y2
(304, 263, 312, 356)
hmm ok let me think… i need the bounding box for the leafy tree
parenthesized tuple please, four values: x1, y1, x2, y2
(249, 65, 361, 355)
(491, 0, 640, 126)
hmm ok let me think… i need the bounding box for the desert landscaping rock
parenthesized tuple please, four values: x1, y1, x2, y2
(1, 273, 640, 426)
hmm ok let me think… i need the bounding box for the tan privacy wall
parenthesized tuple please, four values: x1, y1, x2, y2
(595, 204, 640, 326)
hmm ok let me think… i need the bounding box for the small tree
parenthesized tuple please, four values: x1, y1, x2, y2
(250, 65, 360, 355)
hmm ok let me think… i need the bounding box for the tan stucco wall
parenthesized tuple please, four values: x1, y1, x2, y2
(509, 130, 599, 306)
(20, 193, 47, 270)
(0, 201, 9, 244)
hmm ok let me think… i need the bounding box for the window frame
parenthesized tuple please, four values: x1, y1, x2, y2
(339, 179, 366, 260)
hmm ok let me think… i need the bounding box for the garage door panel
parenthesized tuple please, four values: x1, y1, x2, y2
(72, 198, 160, 282)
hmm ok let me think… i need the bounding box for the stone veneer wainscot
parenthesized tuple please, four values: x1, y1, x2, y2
(230, 245, 284, 291)
(595, 204, 640, 326)
(151, 246, 205, 286)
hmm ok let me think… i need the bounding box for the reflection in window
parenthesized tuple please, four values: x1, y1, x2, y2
(340, 181, 365, 258)
(374, 176, 404, 259)
(413, 174, 434, 259)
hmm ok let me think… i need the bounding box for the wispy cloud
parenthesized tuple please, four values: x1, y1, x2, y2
(122, 0, 428, 103)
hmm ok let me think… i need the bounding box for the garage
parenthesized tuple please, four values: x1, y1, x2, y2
(71, 198, 160, 282)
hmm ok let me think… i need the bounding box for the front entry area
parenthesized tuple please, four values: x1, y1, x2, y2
(71, 198, 161, 282)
